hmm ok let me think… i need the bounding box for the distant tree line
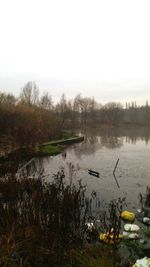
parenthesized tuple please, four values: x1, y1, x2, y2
(0, 81, 150, 150)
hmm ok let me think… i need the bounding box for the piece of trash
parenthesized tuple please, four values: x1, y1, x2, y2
(99, 228, 123, 244)
(137, 208, 143, 213)
(132, 257, 150, 267)
(128, 233, 139, 239)
(85, 222, 95, 232)
(123, 231, 139, 239)
(88, 169, 100, 177)
(122, 231, 129, 237)
(121, 210, 135, 222)
(143, 217, 150, 225)
(124, 224, 140, 232)
(137, 213, 150, 226)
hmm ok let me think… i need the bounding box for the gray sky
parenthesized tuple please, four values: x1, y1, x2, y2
(0, 0, 150, 105)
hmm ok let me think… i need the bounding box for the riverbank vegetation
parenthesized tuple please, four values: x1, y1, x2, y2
(1, 167, 150, 266)
(0, 168, 130, 267)
(1, 81, 150, 156)
(0, 170, 86, 267)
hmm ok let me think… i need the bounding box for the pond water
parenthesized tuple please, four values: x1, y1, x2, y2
(34, 127, 150, 211)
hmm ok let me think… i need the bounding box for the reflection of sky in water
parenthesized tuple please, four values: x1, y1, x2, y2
(33, 127, 150, 211)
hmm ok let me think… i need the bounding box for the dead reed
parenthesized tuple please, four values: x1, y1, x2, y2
(0, 170, 87, 267)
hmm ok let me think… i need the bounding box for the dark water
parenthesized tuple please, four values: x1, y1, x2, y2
(34, 127, 150, 211)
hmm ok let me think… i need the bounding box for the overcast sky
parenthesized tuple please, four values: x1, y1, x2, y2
(0, 0, 150, 104)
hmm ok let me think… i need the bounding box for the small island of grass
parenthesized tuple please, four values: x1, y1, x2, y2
(38, 144, 61, 156)
(38, 135, 84, 156)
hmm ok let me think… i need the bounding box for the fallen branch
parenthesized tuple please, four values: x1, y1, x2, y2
(113, 158, 119, 175)
(88, 169, 100, 178)
(113, 173, 120, 188)
(17, 157, 35, 173)
(113, 158, 120, 188)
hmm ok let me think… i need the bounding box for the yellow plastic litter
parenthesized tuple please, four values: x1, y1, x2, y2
(99, 230, 123, 245)
(121, 211, 135, 222)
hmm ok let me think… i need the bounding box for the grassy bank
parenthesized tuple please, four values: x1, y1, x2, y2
(0, 135, 84, 160)
(38, 144, 61, 155)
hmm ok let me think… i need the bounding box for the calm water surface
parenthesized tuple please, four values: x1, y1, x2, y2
(34, 127, 150, 210)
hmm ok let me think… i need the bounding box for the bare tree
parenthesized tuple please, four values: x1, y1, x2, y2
(0, 93, 16, 106)
(55, 93, 67, 128)
(74, 95, 97, 125)
(103, 102, 123, 125)
(20, 81, 39, 106)
(40, 92, 53, 110)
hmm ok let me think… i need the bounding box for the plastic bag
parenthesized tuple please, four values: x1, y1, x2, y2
(121, 210, 135, 222)
(99, 229, 123, 244)
(132, 257, 150, 267)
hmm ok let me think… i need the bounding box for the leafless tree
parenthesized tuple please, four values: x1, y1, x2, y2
(20, 81, 39, 106)
(40, 92, 53, 110)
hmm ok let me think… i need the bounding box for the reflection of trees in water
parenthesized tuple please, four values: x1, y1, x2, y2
(100, 136, 123, 149)
(81, 127, 150, 145)
(74, 127, 150, 157)
(123, 127, 150, 144)
(82, 128, 124, 149)
(74, 129, 123, 157)
(74, 134, 102, 157)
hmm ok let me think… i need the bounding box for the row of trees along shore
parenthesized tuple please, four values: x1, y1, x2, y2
(0, 81, 150, 149)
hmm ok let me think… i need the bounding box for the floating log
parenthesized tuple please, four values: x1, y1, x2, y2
(88, 169, 100, 177)
(88, 169, 99, 175)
